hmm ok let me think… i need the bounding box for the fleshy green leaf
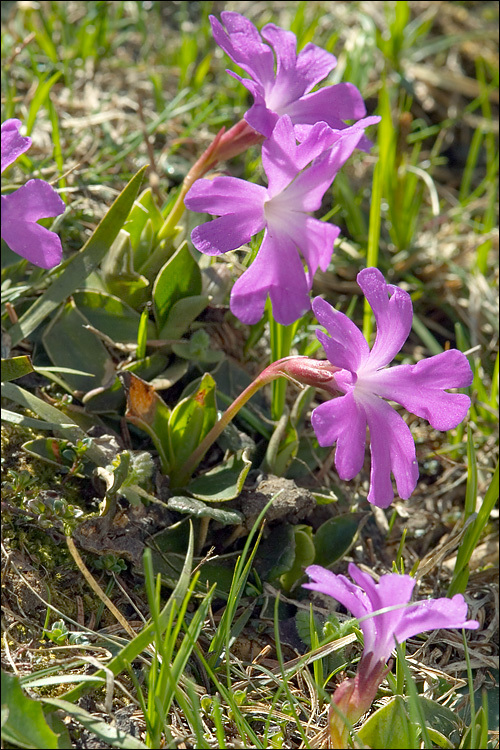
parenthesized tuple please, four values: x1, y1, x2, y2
(1, 356, 34, 382)
(280, 525, 316, 591)
(100, 230, 150, 308)
(152, 240, 202, 332)
(187, 449, 252, 502)
(72, 290, 156, 343)
(167, 495, 244, 524)
(1, 670, 59, 749)
(313, 513, 368, 568)
(168, 372, 218, 486)
(22, 437, 79, 473)
(254, 524, 296, 580)
(2, 381, 108, 466)
(357, 695, 412, 749)
(264, 409, 298, 476)
(126, 187, 164, 247)
(157, 295, 210, 340)
(40, 697, 148, 749)
(42, 299, 115, 393)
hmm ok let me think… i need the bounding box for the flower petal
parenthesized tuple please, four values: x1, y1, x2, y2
(363, 350, 473, 431)
(348, 564, 416, 662)
(1, 183, 64, 269)
(283, 120, 376, 211)
(190, 209, 265, 256)
(210, 12, 274, 88)
(244, 104, 279, 139)
(360, 392, 419, 507)
(286, 83, 367, 127)
(1, 179, 65, 222)
(303, 565, 370, 621)
(295, 41, 337, 92)
(298, 216, 340, 279)
(230, 229, 310, 325)
(261, 116, 339, 197)
(185, 175, 266, 216)
(1, 119, 32, 173)
(311, 391, 366, 480)
(394, 595, 479, 644)
(304, 565, 479, 673)
(260, 24, 305, 107)
(357, 267, 413, 371)
(261, 115, 301, 196)
(312, 296, 370, 373)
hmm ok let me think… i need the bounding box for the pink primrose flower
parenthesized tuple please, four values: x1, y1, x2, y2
(311, 267, 473, 507)
(210, 11, 370, 143)
(1, 119, 65, 269)
(304, 563, 479, 745)
(304, 563, 479, 670)
(185, 114, 378, 326)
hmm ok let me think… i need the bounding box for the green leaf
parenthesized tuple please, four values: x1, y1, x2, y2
(136, 306, 149, 359)
(1, 356, 34, 382)
(357, 695, 412, 749)
(313, 513, 368, 568)
(264, 409, 298, 476)
(280, 525, 316, 592)
(42, 299, 115, 393)
(417, 697, 461, 747)
(1, 409, 73, 431)
(25, 71, 63, 135)
(41, 697, 148, 749)
(152, 240, 202, 332)
(1, 670, 59, 749)
(157, 295, 210, 340)
(72, 290, 156, 342)
(168, 372, 218, 486)
(2, 382, 108, 466)
(125, 187, 164, 248)
(22, 438, 78, 472)
(167, 495, 244, 525)
(187, 449, 252, 502)
(100, 230, 150, 308)
(101, 451, 132, 495)
(254, 524, 296, 580)
(171, 328, 223, 363)
(8, 165, 148, 347)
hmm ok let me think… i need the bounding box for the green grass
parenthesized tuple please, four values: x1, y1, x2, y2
(1, 1, 498, 748)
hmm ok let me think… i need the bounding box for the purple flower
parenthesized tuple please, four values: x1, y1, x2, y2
(210, 11, 369, 142)
(311, 267, 473, 507)
(185, 114, 378, 326)
(1, 119, 65, 269)
(304, 563, 479, 669)
(304, 563, 478, 747)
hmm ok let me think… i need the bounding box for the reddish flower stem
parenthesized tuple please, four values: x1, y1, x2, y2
(176, 356, 339, 486)
(158, 118, 263, 241)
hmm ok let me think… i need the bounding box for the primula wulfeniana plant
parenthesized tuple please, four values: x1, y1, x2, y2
(1, 119, 65, 269)
(178, 268, 472, 507)
(310, 267, 473, 507)
(210, 11, 370, 143)
(185, 114, 378, 325)
(304, 564, 479, 748)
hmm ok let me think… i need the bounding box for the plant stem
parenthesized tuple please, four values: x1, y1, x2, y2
(176, 356, 340, 487)
(158, 118, 263, 242)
